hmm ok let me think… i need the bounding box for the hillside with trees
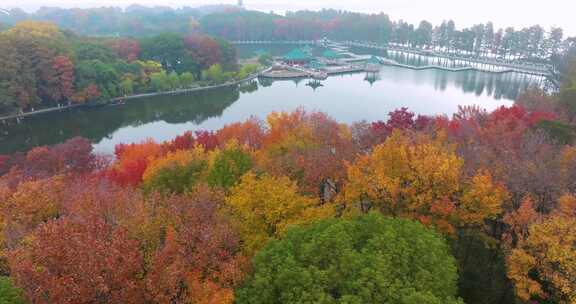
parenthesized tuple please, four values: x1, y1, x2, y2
(0, 5, 241, 36)
(1, 7, 574, 69)
(2, 6, 575, 89)
(0, 21, 263, 115)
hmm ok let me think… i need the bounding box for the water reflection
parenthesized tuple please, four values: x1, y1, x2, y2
(0, 66, 541, 155)
(0, 87, 240, 154)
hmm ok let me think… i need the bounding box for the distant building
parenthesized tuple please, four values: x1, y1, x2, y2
(238, 0, 244, 8)
(282, 49, 312, 65)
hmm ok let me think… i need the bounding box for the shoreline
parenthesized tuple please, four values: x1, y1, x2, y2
(0, 70, 267, 123)
(0, 54, 550, 123)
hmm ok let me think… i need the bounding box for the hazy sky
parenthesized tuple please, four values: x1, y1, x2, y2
(2, 0, 575, 36)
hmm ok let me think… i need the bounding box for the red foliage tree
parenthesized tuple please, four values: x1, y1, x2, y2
(354, 108, 433, 150)
(194, 130, 219, 151)
(216, 117, 266, 149)
(145, 189, 246, 303)
(160, 130, 219, 153)
(161, 131, 196, 153)
(72, 83, 100, 104)
(5, 137, 95, 180)
(51, 55, 75, 102)
(260, 110, 355, 195)
(184, 34, 223, 69)
(108, 38, 141, 62)
(8, 217, 145, 304)
(107, 139, 162, 187)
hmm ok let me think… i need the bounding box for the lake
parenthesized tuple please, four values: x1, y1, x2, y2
(0, 64, 543, 155)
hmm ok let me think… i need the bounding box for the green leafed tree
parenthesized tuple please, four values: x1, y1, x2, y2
(150, 71, 170, 92)
(144, 159, 208, 195)
(560, 61, 576, 116)
(236, 213, 463, 304)
(179, 72, 195, 88)
(207, 143, 253, 189)
(0, 277, 26, 304)
(168, 71, 180, 90)
(202, 64, 227, 84)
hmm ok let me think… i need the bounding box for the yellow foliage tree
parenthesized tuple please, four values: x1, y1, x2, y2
(343, 132, 461, 228)
(458, 171, 508, 227)
(343, 131, 506, 233)
(0, 175, 66, 272)
(143, 146, 206, 183)
(557, 194, 576, 217)
(225, 172, 334, 255)
(7, 21, 64, 40)
(507, 216, 576, 303)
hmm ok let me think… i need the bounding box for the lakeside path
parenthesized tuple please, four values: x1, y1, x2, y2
(0, 70, 267, 123)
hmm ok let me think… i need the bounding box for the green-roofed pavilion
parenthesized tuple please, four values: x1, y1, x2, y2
(322, 49, 340, 59)
(282, 48, 312, 64)
(367, 55, 383, 65)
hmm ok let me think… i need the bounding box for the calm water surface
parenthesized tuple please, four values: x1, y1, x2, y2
(0, 65, 542, 154)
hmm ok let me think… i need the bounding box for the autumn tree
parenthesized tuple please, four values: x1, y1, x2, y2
(107, 139, 163, 186)
(144, 188, 247, 304)
(142, 147, 208, 194)
(225, 172, 333, 255)
(237, 213, 463, 304)
(343, 131, 506, 233)
(257, 109, 355, 195)
(216, 117, 266, 149)
(8, 217, 145, 304)
(185, 34, 223, 71)
(0, 176, 66, 251)
(207, 141, 253, 190)
(506, 195, 576, 304)
(0, 137, 96, 181)
(0, 21, 70, 109)
(107, 38, 141, 62)
(50, 55, 75, 103)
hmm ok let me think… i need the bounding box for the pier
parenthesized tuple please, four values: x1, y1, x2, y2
(232, 39, 554, 78)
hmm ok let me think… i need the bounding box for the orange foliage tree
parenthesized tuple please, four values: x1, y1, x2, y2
(145, 188, 247, 304)
(216, 117, 266, 149)
(8, 216, 145, 304)
(107, 139, 163, 186)
(4, 176, 246, 304)
(506, 194, 576, 304)
(343, 131, 507, 234)
(257, 109, 355, 195)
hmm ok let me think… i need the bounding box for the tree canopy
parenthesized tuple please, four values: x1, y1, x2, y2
(0, 22, 241, 114)
(237, 213, 463, 304)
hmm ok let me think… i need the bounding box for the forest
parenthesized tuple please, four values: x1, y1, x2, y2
(1, 6, 575, 69)
(1, 4, 576, 304)
(0, 21, 261, 115)
(2, 9, 576, 116)
(0, 62, 575, 302)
